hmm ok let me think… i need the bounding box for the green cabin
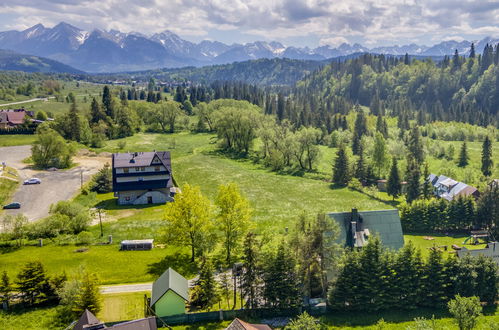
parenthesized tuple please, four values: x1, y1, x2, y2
(151, 268, 189, 317)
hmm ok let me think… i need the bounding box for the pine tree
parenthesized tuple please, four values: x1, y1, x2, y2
(328, 249, 361, 310)
(102, 86, 114, 118)
(387, 157, 401, 200)
(16, 261, 49, 305)
(393, 242, 423, 309)
(481, 136, 493, 177)
(469, 43, 476, 58)
(90, 163, 112, 193)
(421, 248, 447, 308)
(453, 49, 460, 69)
(332, 145, 350, 186)
(74, 272, 101, 315)
(373, 132, 388, 177)
(408, 126, 424, 165)
(352, 109, 367, 155)
(262, 245, 300, 308)
(241, 232, 259, 309)
(89, 97, 105, 124)
(422, 163, 432, 199)
(354, 143, 367, 184)
(0, 271, 10, 306)
(190, 259, 219, 310)
(458, 141, 469, 167)
(406, 157, 421, 203)
(68, 99, 81, 142)
(376, 114, 388, 138)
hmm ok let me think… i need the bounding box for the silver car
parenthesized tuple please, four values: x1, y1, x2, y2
(23, 178, 41, 185)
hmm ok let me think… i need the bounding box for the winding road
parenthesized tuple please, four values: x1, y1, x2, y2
(0, 96, 54, 107)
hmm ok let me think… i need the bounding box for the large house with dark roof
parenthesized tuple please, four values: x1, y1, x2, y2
(0, 109, 33, 129)
(112, 151, 176, 205)
(427, 174, 479, 201)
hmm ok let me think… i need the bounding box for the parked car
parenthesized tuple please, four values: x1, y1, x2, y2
(3, 202, 21, 209)
(23, 178, 41, 185)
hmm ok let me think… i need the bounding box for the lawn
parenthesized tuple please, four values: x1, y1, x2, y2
(0, 134, 36, 146)
(0, 244, 197, 285)
(404, 233, 488, 258)
(0, 306, 63, 330)
(0, 176, 18, 210)
(99, 291, 149, 323)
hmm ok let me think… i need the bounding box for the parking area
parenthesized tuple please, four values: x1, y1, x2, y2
(0, 145, 109, 221)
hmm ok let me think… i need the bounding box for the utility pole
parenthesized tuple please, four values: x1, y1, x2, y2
(80, 169, 83, 190)
(98, 208, 103, 237)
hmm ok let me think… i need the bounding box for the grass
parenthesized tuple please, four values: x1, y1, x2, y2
(0, 306, 63, 330)
(99, 291, 149, 323)
(0, 134, 36, 146)
(404, 233, 488, 257)
(0, 177, 18, 209)
(0, 244, 196, 285)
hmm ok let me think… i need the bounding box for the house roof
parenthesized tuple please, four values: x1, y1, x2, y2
(0, 109, 27, 125)
(109, 317, 157, 330)
(151, 268, 189, 306)
(112, 151, 171, 172)
(73, 309, 105, 330)
(439, 177, 458, 187)
(226, 318, 272, 330)
(328, 209, 404, 250)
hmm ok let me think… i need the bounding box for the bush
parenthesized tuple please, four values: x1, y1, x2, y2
(76, 231, 93, 245)
(448, 295, 482, 330)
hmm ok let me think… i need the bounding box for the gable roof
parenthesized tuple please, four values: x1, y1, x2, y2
(109, 317, 157, 330)
(226, 318, 271, 330)
(151, 268, 188, 306)
(328, 209, 404, 250)
(113, 151, 171, 172)
(0, 109, 28, 125)
(73, 309, 105, 330)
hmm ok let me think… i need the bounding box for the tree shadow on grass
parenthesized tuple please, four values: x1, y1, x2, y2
(147, 252, 198, 279)
(94, 198, 162, 211)
(0, 244, 20, 254)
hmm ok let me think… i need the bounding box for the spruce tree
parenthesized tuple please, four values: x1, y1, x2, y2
(458, 141, 469, 167)
(74, 272, 101, 315)
(190, 259, 219, 310)
(387, 157, 401, 200)
(16, 261, 49, 305)
(354, 143, 366, 184)
(352, 108, 367, 155)
(408, 126, 424, 165)
(376, 114, 388, 138)
(102, 85, 114, 118)
(241, 232, 259, 309)
(421, 248, 447, 308)
(405, 157, 421, 203)
(421, 163, 432, 199)
(262, 245, 300, 308)
(394, 242, 423, 309)
(0, 271, 10, 307)
(328, 250, 361, 310)
(68, 99, 81, 142)
(481, 136, 493, 177)
(469, 43, 476, 58)
(373, 132, 388, 177)
(332, 144, 350, 186)
(89, 97, 104, 124)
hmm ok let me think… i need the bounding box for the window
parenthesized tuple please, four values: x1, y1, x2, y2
(123, 168, 129, 173)
(141, 167, 146, 172)
(125, 196, 130, 201)
(135, 167, 140, 172)
(155, 166, 160, 172)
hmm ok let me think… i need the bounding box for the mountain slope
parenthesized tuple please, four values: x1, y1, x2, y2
(0, 22, 497, 73)
(0, 49, 84, 73)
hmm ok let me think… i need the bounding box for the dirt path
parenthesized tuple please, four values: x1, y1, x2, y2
(0, 96, 54, 107)
(0, 145, 110, 221)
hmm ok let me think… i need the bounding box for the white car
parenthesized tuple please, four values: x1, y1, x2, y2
(23, 178, 41, 185)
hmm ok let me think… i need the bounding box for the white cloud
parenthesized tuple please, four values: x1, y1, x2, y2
(0, 0, 497, 46)
(319, 36, 349, 47)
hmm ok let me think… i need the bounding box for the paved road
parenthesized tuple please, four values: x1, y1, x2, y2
(0, 145, 107, 221)
(100, 283, 153, 294)
(0, 97, 54, 107)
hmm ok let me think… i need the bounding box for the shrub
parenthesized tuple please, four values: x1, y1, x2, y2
(448, 295, 482, 330)
(76, 231, 93, 246)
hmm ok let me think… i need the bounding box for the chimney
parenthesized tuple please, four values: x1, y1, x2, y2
(351, 208, 359, 222)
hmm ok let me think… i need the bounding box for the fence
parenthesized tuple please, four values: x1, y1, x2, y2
(0, 128, 35, 135)
(157, 305, 327, 326)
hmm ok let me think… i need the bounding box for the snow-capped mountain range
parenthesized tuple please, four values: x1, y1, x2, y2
(0, 22, 497, 73)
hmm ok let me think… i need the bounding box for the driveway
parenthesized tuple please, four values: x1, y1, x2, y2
(0, 145, 109, 221)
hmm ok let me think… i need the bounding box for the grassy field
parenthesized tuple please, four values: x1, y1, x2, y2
(0, 307, 61, 330)
(0, 134, 36, 146)
(99, 291, 149, 323)
(0, 167, 19, 212)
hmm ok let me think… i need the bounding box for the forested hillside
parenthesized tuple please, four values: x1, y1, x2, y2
(91, 58, 326, 86)
(288, 44, 499, 127)
(0, 49, 83, 74)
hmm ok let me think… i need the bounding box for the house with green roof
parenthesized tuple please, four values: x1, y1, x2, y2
(151, 268, 189, 317)
(327, 208, 404, 250)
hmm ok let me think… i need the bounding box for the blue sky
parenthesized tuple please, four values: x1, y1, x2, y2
(0, 1, 498, 47)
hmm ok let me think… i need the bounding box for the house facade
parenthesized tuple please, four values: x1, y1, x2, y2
(0, 109, 33, 129)
(112, 151, 175, 205)
(427, 174, 479, 201)
(151, 268, 189, 317)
